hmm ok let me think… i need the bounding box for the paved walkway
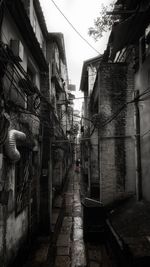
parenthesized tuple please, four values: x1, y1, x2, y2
(13, 166, 117, 267)
(54, 167, 87, 267)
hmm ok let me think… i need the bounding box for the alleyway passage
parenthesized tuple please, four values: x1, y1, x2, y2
(54, 166, 86, 267)
(52, 166, 117, 267)
(13, 166, 118, 267)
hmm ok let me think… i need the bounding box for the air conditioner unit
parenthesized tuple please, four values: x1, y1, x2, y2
(10, 39, 24, 61)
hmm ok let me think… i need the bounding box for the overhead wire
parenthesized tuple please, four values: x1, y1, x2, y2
(50, 0, 101, 55)
(6, 100, 54, 133)
(0, 43, 61, 134)
(83, 86, 150, 136)
(2, 9, 150, 140)
(99, 86, 150, 128)
(0, 42, 67, 135)
(0, 13, 68, 139)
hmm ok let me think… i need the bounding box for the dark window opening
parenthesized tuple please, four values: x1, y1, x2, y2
(15, 147, 30, 215)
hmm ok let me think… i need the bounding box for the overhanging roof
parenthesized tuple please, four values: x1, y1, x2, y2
(80, 55, 102, 92)
(47, 32, 67, 64)
(33, 0, 48, 37)
(109, 1, 150, 59)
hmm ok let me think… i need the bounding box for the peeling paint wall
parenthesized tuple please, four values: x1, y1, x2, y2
(0, 160, 29, 265)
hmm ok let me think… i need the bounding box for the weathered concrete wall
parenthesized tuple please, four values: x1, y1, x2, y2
(2, 9, 41, 94)
(6, 210, 28, 262)
(100, 138, 116, 204)
(90, 129, 99, 190)
(99, 63, 135, 204)
(0, 161, 28, 265)
(46, 39, 70, 191)
(135, 54, 150, 201)
(0, 7, 42, 265)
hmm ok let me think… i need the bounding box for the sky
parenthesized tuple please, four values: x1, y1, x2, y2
(39, 0, 112, 110)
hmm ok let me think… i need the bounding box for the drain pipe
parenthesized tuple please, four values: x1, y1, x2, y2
(4, 129, 26, 162)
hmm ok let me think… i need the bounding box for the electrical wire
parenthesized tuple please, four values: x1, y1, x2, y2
(83, 86, 150, 139)
(73, 113, 92, 123)
(71, 86, 150, 135)
(0, 45, 29, 101)
(3, 37, 150, 140)
(0, 40, 72, 137)
(50, 0, 101, 55)
(0, 43, 66, 137)
(6, 101, 55, 134)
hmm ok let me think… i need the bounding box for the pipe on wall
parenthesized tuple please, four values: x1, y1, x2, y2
(4, 129, 26, 162)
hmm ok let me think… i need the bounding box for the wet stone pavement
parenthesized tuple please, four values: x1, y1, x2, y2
(54, 168, 86, 267)
(15, 166, 117, 267)
(53, 167, 117, 267)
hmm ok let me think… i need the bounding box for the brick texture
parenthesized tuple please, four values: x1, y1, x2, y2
(99, 63, 135, 204)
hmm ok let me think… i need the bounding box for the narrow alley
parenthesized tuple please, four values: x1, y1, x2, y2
(2, 1, 150, 267)
(12, 166, 118, 267)
(53, 166, 117, 267)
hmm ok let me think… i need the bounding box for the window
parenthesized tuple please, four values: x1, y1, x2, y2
(15, 147, 30, 215)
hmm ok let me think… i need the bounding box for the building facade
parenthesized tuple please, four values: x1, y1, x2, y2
(0, 0, 72, 265)
(80, 0, 150, 206)
(108, 0, 150, 201)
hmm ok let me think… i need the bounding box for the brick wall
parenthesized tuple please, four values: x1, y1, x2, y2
(98, 63, 135, 204)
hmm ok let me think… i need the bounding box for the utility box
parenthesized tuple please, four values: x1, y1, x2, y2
(82, 197, 107, 242)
